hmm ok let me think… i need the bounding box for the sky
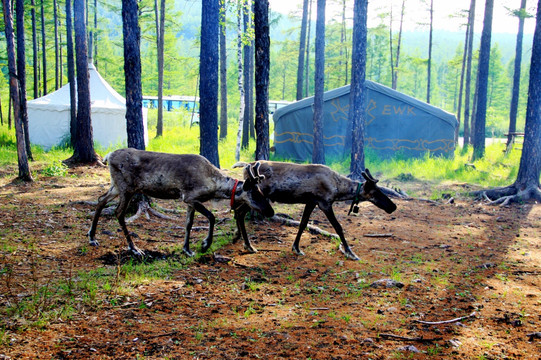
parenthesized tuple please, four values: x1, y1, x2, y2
(268, 0, 537, 35)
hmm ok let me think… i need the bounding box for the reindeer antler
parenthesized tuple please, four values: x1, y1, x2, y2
(362, 168, 379, 183)
(245, 162, 265, 184)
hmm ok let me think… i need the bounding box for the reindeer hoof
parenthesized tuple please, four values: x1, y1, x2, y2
(339, 244, 360, 261)
(130, 246, 146, 258)
(244, 244, 258, 253)
(183, 248, 195, 257)
(201, 240, 212, 253)
(292, 247, 305, 256)
(89, 238, 99, 247)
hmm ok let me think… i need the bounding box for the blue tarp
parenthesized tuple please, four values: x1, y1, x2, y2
(273, 81, 458, 162)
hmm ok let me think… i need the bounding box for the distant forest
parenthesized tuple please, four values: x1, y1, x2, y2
(0, 0, 535, 136)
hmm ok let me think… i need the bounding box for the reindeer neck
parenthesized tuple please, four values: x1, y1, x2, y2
(215, 177, 241, 200)
(335, 176, 361, 202)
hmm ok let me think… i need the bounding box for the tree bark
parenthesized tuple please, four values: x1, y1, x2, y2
(472, 0, 494, 161)
(199, 0, 220, 167)
(31, 0, 38, 99)
(392, 0, 405, 90)
(296, 0, 309, 100)
(41, 0, 47, 95)
(242, 1, 252, 149)
(254, 0, 270, 161)
(154, 0, 165, 138)
(70, 0, 97, 163)
(348, 0, 368, 180)
(3, 0, 33, 182)
(507, 0, 528, 150)
(426, 0, 433, 104)
(122, 0, 146, 150)
(219, 0, 228, 139)
(65, 0, 77, 148)
(463, 0, 476, 146)
(94, 0, 98, 70)
(312, 0, 325, 165)
(456, 9, 470, 142)
(16, 0, 33, 161)
(54, 0, 59, 90)
(305, 0, 312, 97)
(235, 0, 245, 161)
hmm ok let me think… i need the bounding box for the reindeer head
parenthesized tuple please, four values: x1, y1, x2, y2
(235, 162, 275, 217)
(359, 169, 397, 214)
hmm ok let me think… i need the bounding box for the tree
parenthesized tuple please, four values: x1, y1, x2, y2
(122, 0, 146, 150)
(507, 0, 530, 151)
(199, 0, 220, 167)
(16, 0, 33, 161)
(475, 0, 541, 204)
(242, 0, 253, 149)
(348, 0, 368, 179)
(472, 0, 494, 161)
(154, 0, 165, 138)
(312, 0, 325, 165)
(66, 0, 77, 148)
(305, 0, 313, 96)
(53, 0, 59, 90)
(68, 0, 98, 164)
(390, 0, 405, 90)
(31, 0, 38, 99)
(219, 0, 228, 140)
(235, 0, 246, 161)
(426, 0, 434, 103)
(41, 0, 47, 95)
(296, 0, 309, 100)
(2, 0, 32, 182)
(463, 0, 476, 146)
(254, 0, 270, 160)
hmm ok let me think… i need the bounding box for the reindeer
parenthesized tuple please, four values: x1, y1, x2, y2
(88, 148, 274, 257)
(232, 161, 396, 260)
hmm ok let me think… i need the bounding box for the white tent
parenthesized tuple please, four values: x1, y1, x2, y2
(28, 63, 148, 150)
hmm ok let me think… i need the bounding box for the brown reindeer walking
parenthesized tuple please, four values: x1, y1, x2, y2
(233, 161, 396, 260)
(88, 148, 274, 257)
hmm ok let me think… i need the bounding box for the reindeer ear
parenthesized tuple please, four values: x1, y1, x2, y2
(362, 168, 379, 184)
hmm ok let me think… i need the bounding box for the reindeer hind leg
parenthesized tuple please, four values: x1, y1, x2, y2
(88, 185, 119, 247)
(115, 192, 144, 257)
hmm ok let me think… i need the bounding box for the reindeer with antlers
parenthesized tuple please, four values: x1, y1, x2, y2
(88, 148, 274, 257)
(232, 161, 396, 260)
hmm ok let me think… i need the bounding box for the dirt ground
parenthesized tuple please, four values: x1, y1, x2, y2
(0, 165, 540, 359)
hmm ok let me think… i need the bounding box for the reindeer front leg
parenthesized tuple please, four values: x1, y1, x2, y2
(234, 203, 257, 253)
(319, 204, 360, 261)
(183, 205, 196, 257)
(193, 202, 215, 253)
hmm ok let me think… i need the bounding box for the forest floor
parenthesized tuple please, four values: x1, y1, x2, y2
(0, 164, 539, 359)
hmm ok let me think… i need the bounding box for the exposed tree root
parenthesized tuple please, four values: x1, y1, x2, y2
(413, 311, 477, 325)
(270, 215, 339, 239)
(472, 184, 541, 206)
(126, 200, 176, 223)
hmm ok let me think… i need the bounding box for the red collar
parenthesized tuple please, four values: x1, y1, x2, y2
(230, 179, 240, 208)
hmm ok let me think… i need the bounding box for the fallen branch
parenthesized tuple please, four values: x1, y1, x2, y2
(413, 311, 477, 325)
(145, 331, 179, 340)
(363, 233, 393, 238)
(271, 215, 338, 239)
(379, 333, 442, 343)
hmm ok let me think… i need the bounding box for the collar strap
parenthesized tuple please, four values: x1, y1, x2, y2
(230, 179, 240, 209)
(348, 182, 363, 215)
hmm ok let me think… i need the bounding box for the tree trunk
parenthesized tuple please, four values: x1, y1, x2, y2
(31, 0, 38, 99)
(122, 0, 146, 150)
(507, 0, 528, 150)
(392, 0, 405, 90)
(312, 0, 325, 165)
(219, 0, 228, 140)
(16, 0, 33, 161)
(242, 1, 252, 149)
(456, 13, 470, 143)
(94, 0, 98, 70)
(65, 0, 77, 148)
(235, 0, 245, 161)
(199, 0, 220, 167)
(473, 0, 541, 204)
(155, 0, 165, 138)
(472, 0, 494, 161)
(41, 0, 47, 95)
(305, 0, 312, 97)
(426, 0, 433, 104)
(54, 0, 59, 90)
(463, 0, 476, 146)
(3, 0, 33, 182)
(349, 0, 368, 180)
(340, 0, 347, 85)
(0, 97, 3, 126)
(296, 0, 309, 100)
(254, 0, 270, 161)
(71, 0, 97, 163)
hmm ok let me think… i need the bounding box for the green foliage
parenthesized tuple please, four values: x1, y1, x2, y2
(40, 161, 68, 177)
